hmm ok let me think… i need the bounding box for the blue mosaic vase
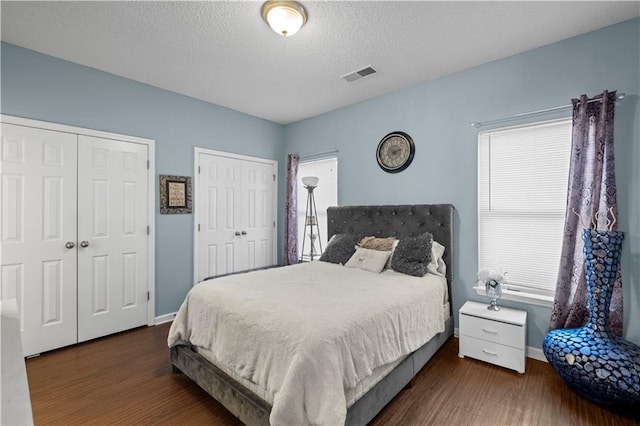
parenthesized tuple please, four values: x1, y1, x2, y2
(543, 229, 640, 405)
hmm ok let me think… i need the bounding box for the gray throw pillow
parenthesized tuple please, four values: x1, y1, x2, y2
(319, 234, 359, 265)
(391, 233, 433, 277)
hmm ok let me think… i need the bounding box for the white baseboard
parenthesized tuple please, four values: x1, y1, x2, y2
(453, 327, 548, 363)
(155, 312, 177, 325)
(526, 346, 547, 362)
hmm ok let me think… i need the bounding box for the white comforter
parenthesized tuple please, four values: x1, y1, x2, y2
(168, 261, 445, 426)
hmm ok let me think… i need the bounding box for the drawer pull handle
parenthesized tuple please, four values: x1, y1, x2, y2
(482, 328, 499, 334)
(482, 349, 499, 356)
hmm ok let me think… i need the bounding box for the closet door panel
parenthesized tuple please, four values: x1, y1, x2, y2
(0, 124, 78, 356)
(197, 154, 243, 281)
(241, 161, 275, 270)
(77, 136, 148, 343)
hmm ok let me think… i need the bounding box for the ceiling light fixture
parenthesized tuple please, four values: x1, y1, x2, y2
(261, 1, 307, 37)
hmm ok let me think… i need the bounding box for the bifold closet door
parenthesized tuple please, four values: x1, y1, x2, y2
(197, 154, 242, 281)
(240, 160, 276, 271)
(1, 124, 78, 356)
(196, 153, 275, 282)
(76, 136, 149, 343)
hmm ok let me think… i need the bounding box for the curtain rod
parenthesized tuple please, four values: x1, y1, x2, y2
(470, 92, 626, 129)
(299, 148, 339, 160)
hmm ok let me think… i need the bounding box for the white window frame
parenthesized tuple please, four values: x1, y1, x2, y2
(476, 118, 572, 308)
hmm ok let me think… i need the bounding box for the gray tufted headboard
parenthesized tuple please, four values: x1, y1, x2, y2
(326, 204, 454, 284)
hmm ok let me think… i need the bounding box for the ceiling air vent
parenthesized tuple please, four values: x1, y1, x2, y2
(341, 66, 378, 83)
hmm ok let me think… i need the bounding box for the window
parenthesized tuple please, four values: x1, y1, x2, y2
(297, 157, 338, 260)
(477, 119, 572, 306)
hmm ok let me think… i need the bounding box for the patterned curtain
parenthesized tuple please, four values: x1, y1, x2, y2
(549, 91, 623, 336)
(284, 154, 300, 265)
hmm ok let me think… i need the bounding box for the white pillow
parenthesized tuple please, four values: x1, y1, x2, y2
(427, 241, 447, 276)
(345, 247, 392, 273)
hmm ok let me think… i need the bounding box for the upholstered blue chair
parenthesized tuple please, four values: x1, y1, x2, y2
(543, 229, 640, 405)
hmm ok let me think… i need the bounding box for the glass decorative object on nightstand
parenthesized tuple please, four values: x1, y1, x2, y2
(485, 279, 502, 311)
(478, 268, 506, 311)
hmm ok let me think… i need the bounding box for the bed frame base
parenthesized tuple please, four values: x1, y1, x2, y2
(171, 316, 453, 426)
(345, 316, 453, 426)
(171, 343, 271, 426)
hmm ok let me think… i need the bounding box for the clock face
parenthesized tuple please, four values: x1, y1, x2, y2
(376, 132, 415, 173)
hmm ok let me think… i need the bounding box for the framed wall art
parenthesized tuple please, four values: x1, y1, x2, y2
(160, 175, 192, 214)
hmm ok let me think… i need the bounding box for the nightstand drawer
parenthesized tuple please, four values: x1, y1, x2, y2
(460, 313, 525, 349)
(459, 335, 525, 373)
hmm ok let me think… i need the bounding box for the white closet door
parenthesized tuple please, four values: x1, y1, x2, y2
(241, 161, 275, 270)
(197, 153, 243, 281)
(1, 124, 78, 356)
(76, 136, 148, 342)
(196, 152, 276, 282)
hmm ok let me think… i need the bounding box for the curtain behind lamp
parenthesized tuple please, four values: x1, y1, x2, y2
(549, 91, 623, 336)
(284, 154, 300, 265)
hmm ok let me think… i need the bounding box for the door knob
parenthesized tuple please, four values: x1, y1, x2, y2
(241, 230, 247, 235)
(235, 231, 241, 236)
(80, 240, 90, 248)
(65, 241, 75, 249)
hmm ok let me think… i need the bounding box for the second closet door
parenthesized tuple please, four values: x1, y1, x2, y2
(77, 136, 149, 342)
(196, 152, 275, 282)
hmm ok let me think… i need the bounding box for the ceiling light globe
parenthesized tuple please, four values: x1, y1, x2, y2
(262, 1, 307, 37)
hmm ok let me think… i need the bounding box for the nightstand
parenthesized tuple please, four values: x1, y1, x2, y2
(458, 300, 527, 373)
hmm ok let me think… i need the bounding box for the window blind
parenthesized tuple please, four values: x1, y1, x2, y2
(478, 119, 572, 297)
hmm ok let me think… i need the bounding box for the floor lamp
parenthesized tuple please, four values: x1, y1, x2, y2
(300, 176, 322, 262)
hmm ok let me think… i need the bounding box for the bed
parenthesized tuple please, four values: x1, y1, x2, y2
(169, 204, 454, 426)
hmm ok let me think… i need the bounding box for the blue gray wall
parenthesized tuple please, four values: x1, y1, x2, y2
(2, 18, 639, 352)
(1, 42, 284, 316)
(284, 18, 640, 350)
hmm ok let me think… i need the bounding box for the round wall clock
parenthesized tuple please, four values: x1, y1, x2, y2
(376, 131, 415, 173)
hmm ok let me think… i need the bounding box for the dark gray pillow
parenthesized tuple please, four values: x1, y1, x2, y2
(391, 233, 433, 277)
(319, 234, 359, 265)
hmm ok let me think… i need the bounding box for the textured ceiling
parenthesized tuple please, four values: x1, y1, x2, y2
(2, 1, 639, 124)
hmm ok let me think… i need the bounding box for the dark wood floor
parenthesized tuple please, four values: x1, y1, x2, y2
(26, 323, 639, 425)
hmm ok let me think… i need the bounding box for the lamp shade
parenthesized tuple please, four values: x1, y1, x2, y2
(261, 1, 307, 37)
(301, 176, 319, 187)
